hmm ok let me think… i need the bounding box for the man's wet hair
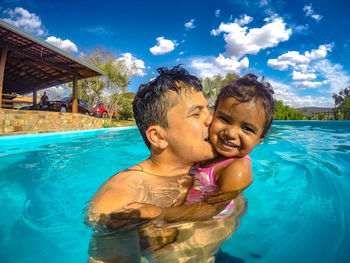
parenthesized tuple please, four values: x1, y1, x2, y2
(214, 73, 275, 138)
(133, 65, 203, 149)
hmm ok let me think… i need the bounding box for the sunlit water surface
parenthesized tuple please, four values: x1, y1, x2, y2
(0, 122, 349, 263)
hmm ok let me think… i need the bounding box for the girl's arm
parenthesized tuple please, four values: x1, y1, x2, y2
(217, 157, 253, 193)
(123, 190, 241, 223)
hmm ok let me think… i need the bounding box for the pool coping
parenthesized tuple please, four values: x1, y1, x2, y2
(0, 126, 138, 145)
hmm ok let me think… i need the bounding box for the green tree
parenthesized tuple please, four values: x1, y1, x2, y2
(65, 47, 133, 107)
(201, 72, 239, 107)
(332, 86, 350, 120)
(274, 100, 308, 120)
(111, 93, 133, 120)
(201, 77, 221, 107)
(219, 72, 239, 87)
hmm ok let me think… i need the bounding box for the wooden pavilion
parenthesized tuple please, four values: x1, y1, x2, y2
(0, 19, 104, 112)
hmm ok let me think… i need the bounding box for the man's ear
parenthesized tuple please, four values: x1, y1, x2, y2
(145, 125, 168, 150)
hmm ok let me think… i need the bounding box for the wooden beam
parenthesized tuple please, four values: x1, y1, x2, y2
(34, 73, 74, 88)
(21, 43, 37, 50)
(72, 75, 78, 113)
(42, 53, 58, 59)
(0, 46, 8, 109)
(1, 41, 78, 73)
(0, 32, 11, 41)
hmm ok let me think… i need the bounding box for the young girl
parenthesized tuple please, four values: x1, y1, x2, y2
(124, 73, 275, 221)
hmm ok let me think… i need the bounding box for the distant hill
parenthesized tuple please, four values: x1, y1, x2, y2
(295, 107, 334, 117)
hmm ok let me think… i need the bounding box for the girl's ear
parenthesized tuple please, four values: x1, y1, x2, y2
(145, 125, 168, 150)
(256, 137, 264, 146)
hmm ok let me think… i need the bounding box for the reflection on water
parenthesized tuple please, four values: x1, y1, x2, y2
(221, 121, 350, 263)
(0, 123, 349, 262)
(87, 195, 247, 262)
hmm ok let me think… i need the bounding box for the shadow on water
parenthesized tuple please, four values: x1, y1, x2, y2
(215, 249, 246, 263)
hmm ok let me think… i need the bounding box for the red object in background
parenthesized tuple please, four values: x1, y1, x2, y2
(90, 104, 116, 118)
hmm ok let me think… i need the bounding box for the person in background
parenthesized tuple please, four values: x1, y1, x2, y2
(40, 91, 49, 106)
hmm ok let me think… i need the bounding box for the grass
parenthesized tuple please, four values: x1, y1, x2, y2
(102, 118, 136, 128)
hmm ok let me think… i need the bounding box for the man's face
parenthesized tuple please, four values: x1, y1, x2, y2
(164, 91, 216, 164)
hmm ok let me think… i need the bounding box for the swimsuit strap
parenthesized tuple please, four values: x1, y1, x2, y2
(198, 155, 251, 171)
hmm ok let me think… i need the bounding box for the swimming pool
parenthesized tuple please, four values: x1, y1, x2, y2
(0, 122, 349, 263)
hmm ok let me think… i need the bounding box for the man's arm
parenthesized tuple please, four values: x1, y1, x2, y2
(124, 190, 241, 223)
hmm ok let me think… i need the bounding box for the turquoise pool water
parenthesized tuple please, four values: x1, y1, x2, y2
(0, 122, 349, 263)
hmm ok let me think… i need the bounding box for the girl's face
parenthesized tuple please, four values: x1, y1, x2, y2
(209, 97, 266, 158)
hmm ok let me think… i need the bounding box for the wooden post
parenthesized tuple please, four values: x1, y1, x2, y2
(72, 75, 78, 113)
(33, 87, 37, 109)
(0, 47, 8, 109)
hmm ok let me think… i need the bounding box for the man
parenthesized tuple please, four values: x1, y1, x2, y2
(40, 92, 49, 105)
(86, 66, 245, 262)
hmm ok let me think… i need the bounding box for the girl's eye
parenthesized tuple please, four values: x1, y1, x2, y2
(243, 126, 254, 133)
(219, 116, 229, 123)
(191, 113, 200, 117)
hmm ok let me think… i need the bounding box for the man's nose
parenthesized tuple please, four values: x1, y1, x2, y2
(204, 111, 212, 126)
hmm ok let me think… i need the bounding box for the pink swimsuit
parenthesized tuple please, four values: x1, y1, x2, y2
(185, 156, 251, 218)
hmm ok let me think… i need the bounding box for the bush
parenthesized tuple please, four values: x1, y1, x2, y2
(112, 93, 133, 120)
(102, 119, 115, 128)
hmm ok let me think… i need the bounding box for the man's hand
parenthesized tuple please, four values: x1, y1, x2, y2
(203, 191, 242, 204)
(124, 202, 163, 219)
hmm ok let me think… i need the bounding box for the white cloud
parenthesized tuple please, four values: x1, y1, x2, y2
(268, 51, 310, 70)
(234, 14, 253, 26)
(268, 45, 350, 99)
(305, 44, 332, 60)
(190, 57, 221, 78)
(179, 51, 184, 55)
(184, 19, 195, 29)
(3, 7, 47, 36)
(215, 9, 221, 17)
(267, 44, 333, 72)
(260, 0, 269, 7)
(292, 71, 316, 81)
(150, 37, 175, 55)
(214, 54, 249, 73)
(115, 53, 146, 77)
(45, 36, 78, 53)
(87, 26, 114, 36)
(313, 59, 350, 93)
(294, 24, 309, 34)
(298, 80, 327, 89)
(211, 16, 291, 59)
(268, 79, 333, 107)
(189, 55, 249, 78)
(37, 85, 71, 100)
(303, 4, 323, 22)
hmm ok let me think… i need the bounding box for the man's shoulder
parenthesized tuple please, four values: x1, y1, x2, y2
(90, 169, 146, 214)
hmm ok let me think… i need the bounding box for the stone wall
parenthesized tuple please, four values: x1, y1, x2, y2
(0, 109, 103, 136)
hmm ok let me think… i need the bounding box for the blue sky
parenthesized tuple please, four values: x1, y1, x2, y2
(1, 0, 350, 107)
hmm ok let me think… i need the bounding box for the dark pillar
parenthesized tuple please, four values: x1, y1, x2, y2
(0, 47, 8, 109)
(33, 87, 37, 109)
